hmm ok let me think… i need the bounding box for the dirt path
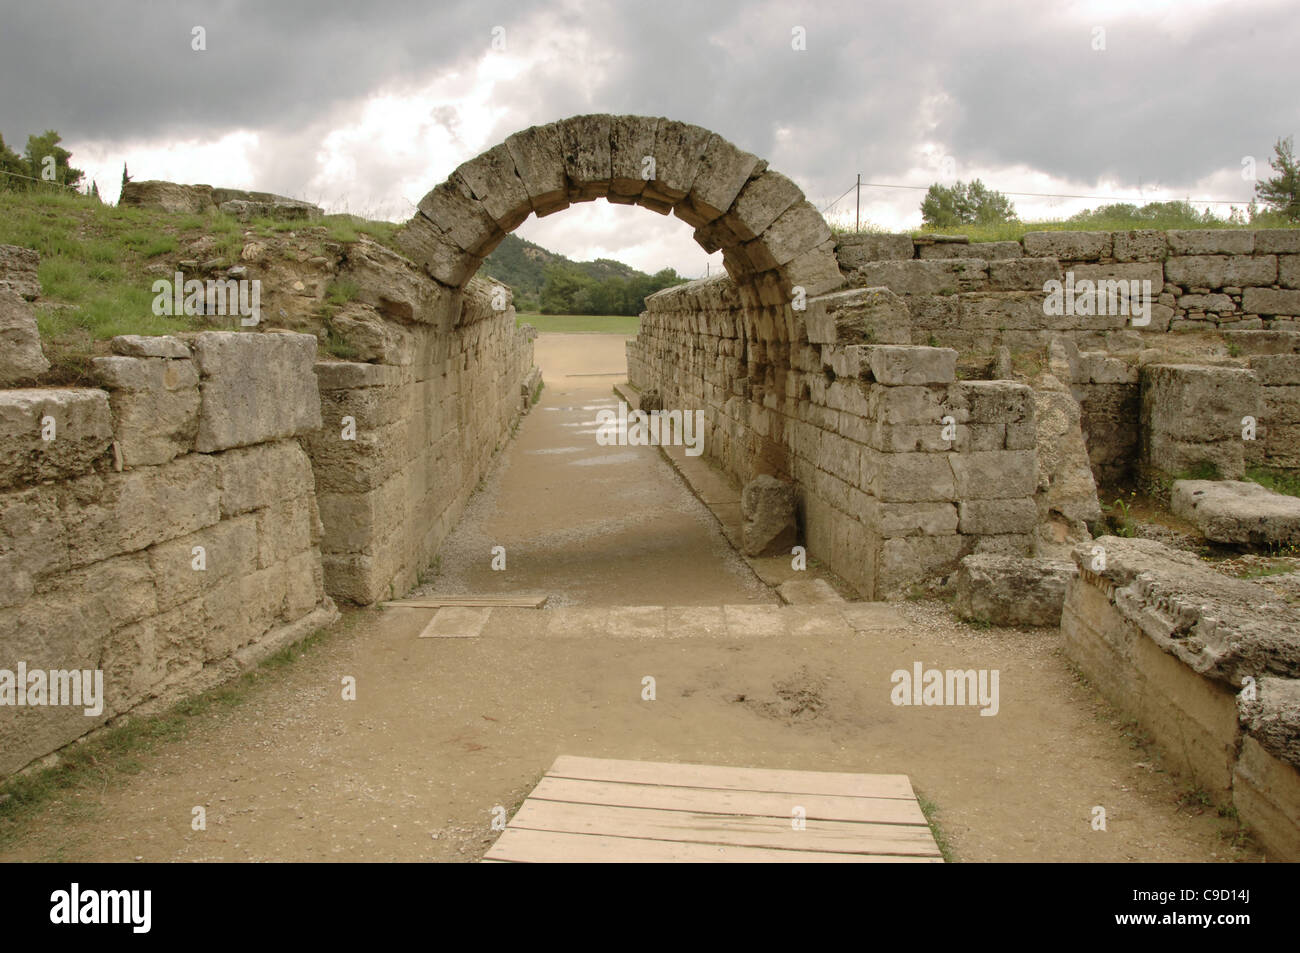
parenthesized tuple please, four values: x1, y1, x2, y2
(0, 333, 1263, 863)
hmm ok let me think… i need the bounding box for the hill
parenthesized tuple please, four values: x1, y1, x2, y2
(482, 233, 685, 315)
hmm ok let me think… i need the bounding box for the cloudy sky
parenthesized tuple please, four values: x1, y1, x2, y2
(2, 0, 1297, 278)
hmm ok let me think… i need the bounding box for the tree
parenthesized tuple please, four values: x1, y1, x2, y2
(920, 179, 1017, 228)
(23, 130, 83, 190)
(0, 133, 26, 190)
(1255, 136, 1300, 222)
(122, 162, 132, 191)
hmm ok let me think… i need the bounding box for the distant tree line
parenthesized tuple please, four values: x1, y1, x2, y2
(0, 129, 86, 192)
(536, 264, 687, 315)
(917, 136, 1300, 228)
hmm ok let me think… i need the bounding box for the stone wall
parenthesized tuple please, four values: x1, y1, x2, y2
(1061, 537, 1300, 860)
(0, 330, 338, 780)
(628, 279, 1039, 598)
(301, 241, 538, 605)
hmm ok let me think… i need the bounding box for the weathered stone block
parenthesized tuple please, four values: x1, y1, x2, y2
(0, 244, 41, 300)
(192, 331, 322, 452)
(806, 287, 911, 346)
(1023, 231, 1112, 260)
(958, 498, 1038, 534)
(953, 554, 1074, 626)
(1243, 287, 1300, 317)
(949, 450, 1036, 500)
(1171, 479, 1300, 547)
(92, 355, 199, 466)
(0, 290, 49, 384)
(1165, 255, 1276, 289)
(1168, 230, 1254, 255)
(834, 234, 914, 267)
(857, 345, 956, 384)
(0, 388, 113, 489)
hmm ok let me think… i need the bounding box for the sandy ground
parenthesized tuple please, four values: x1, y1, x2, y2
(0, 333, 1264, 863)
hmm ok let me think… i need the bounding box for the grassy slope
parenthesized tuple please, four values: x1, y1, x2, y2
(0, 188, 399, 376)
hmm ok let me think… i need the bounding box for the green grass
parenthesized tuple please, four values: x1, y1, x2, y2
(915, 791, 956, 862)
(0, 188, 402, 376)
(0, 625, 337, 848)
(515, 312, 640, 334)
(1246, 466, 1300, 497)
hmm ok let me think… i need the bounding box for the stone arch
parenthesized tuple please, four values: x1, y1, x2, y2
(395, 114, 844, 319)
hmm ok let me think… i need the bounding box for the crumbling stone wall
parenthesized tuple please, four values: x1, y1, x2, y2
(1062, 536, 1300, 860)
(0, 330, 338, 780)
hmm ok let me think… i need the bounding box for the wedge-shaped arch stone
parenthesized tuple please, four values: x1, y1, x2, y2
(505, 123, 570, 216)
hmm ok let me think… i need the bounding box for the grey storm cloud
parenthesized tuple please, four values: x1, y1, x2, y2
(2, 0, 1297, 208)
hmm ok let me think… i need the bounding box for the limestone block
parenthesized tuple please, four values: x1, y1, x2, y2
(608, 115, 659, 198)
(958, 498, 1038, 535)
(1171, 480, 1300, 547)
(1233, 736, 1300, 861)
(415, 178, 501, 255)
(834, 234, 914, 268)
(1243, 288, 1300, 317)
(192, 331, 322, 452)
(1254, 230, 1300, 255)
(856, 345, 956, 385)
(1034, 386, 1102, 527)
(1140, 364, 1259, 480)
(744, 201, 832, 270)
(504, 122, 570, 214)
(394, 215, 481, 287)
(645, 119, 711, 201)
(1112, 230, 1168, 262)
(741, 474, 797, 556)
(1023, 231, 1112, 260)
(92, 354, 199, 465)
(862, 499, 958, 537)
(1165, 255, 1276, 289)
(216, 439, 315, 517)
(877, 534, 963, 594)
(59, 454, 220, 567)
(0, 290, 49, 383)
(0, 388, 112, 489)
(949, 450, 1036, 500)
(953, 553, 1075, 626)
(1168, 230, 1254, 255)
(111, 334, 190, 358)
(118, 180, 214, 214)
(0, 244, 41, 300)
(852, 259, 986, 296)
(686, 133, 761, 223)
(0, 485, 67, 608)
(710, 170, 803, 245)
(147, 514, 259, 612)
(340, 237, 449, 325)
(557, 114, 613, 199)
(987, 258, 1061, 291)
(805, 287, 911, 345)
(872, 451, 956, 502)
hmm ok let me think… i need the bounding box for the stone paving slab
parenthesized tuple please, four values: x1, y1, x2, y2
(1171, 479, 1300, 547)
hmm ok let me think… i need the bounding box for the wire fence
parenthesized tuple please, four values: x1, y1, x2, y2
(817, 176, 1257, 230)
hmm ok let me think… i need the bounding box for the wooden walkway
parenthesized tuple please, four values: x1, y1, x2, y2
(484, 756, 943, 863)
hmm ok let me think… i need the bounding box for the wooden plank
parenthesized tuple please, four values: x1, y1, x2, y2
(529, 777, 926, 825)
(547, 756, 916, 800)
(381, 594, 548, 609)
(484, 828, 940, 863)
(418, 606, 490, 639)
(508, 800, 941, 856)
